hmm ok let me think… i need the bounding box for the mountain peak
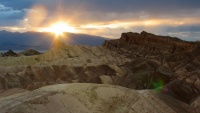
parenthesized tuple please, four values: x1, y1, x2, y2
(1, 49, 17, 57)
(140, 31, 148, 34)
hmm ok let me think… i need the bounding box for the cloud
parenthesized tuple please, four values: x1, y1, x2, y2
(0, 0, 35, 10)
(0, 4, 12, 11)
(0, 0, 200, 41)
(0, 4, 28, 26)
(1, 0, 200, 25)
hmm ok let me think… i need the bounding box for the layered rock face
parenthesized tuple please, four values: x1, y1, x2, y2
(0, 63, 172, 91)
(0, 65, 117, 90)
(103, 31, 195, 54)
(103, 31, 200, 105)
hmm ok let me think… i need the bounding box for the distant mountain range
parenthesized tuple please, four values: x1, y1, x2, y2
(0, 30, 107, 50)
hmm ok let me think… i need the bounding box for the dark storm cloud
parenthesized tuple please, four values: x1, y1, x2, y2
(36, 0, 200, 12)
(0, 0, 200, 40)
(73, 0, 200, 13)
(164, 25, 200, 33)
(0, 4, 28, 26)
(2, 0, 200, 10)
(28, 0, 200, 24)
(1, 0, 200, 24)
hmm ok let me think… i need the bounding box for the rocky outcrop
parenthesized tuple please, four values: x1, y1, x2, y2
(19, 49, 41, 56)
(164, 79, 199, 103)
(0, 83, 197, 113)
(102, 31, 200, 105)
(103, 31, 196, 54)
(0, 65, 111, 90)
(0, 63, 171, 91)
(0, 48, 180, 92)
(1, 50, 17, 57)
(191, 96, 200, 112)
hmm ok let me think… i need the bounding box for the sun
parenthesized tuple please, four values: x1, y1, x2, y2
(48, 22, 76, 36)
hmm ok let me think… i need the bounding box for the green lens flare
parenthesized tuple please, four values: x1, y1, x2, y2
(152, 80, 163, 91)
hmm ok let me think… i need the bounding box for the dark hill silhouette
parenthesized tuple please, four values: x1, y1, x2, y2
(0, 30, 107, 50)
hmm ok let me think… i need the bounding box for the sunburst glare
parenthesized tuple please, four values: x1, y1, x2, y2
(50, 22, 76, 36)
(39, 21, 76, 37)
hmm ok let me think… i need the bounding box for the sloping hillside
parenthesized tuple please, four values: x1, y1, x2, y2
(0, 84, 196, 113)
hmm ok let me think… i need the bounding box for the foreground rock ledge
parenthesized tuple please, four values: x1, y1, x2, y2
(0, 83, 196, 113)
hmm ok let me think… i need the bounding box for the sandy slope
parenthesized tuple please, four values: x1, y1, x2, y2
(0, 44, 129, 66)
(0, 83, 196, 113)
(0, 41, 129, 66)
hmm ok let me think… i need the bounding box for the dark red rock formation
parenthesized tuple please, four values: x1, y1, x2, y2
(103, 31, 196, 54)
(103, 31, 200, 105)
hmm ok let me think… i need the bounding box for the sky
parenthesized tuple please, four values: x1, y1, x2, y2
(0, 0, 200, 41)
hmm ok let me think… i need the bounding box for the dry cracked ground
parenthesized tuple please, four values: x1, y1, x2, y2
(0, 31, 199, 113)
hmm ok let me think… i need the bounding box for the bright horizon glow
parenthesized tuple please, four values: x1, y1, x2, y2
(50, 22, 76, 36)
(1, 17, 200, 40)
(39, 22, 76, 36)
